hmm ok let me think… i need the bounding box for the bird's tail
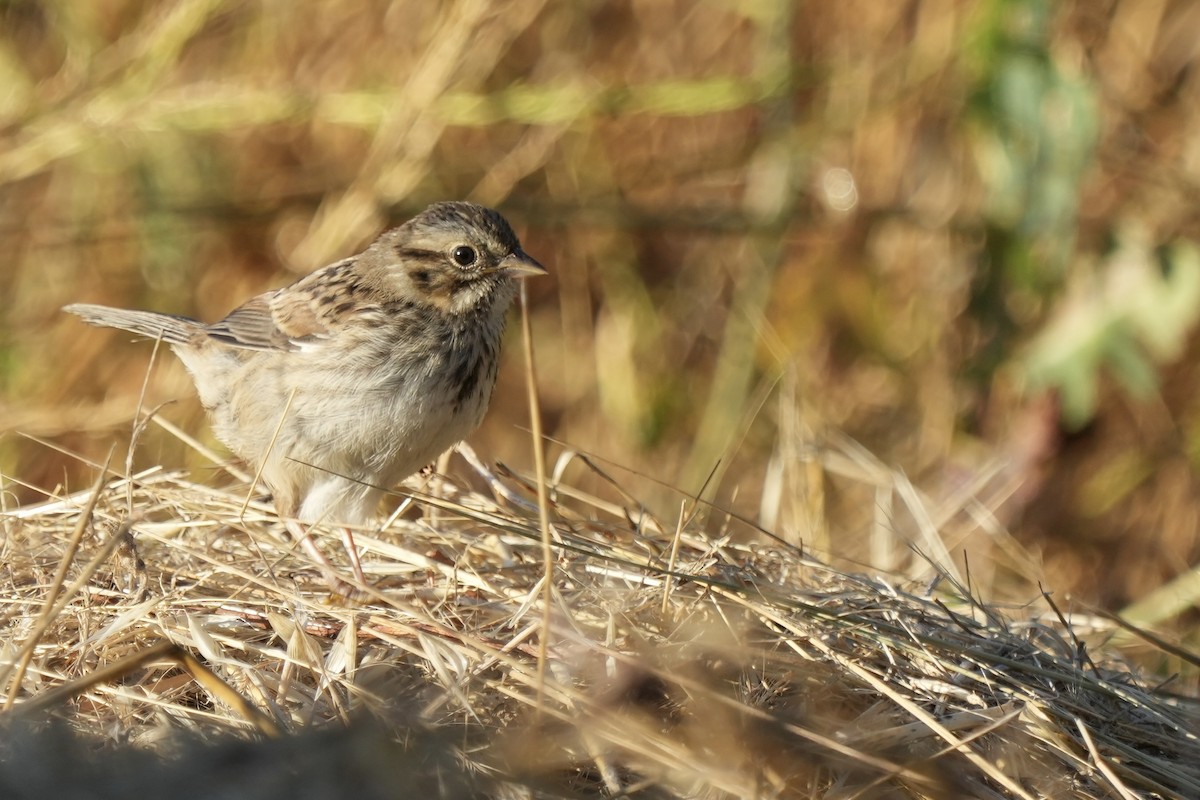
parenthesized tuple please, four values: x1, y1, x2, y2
(63, 303, 202, 346)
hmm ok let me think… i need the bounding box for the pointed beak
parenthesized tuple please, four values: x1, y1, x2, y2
(498, 249, 548, 278)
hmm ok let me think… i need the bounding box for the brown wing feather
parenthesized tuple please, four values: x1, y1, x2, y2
(204, 295, 294, 350)
(203, 258, 367, 351)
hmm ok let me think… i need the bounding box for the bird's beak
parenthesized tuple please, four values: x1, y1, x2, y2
(498, 249, 548, 278)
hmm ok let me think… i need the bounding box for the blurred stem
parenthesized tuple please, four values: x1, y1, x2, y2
(681, 0, 795, 500)
(681, 232, 778, 500)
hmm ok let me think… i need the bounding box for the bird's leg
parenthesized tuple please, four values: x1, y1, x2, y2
(284, 518, 361, 598)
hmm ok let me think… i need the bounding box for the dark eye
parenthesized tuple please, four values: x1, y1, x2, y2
(452, 245, 477, 267)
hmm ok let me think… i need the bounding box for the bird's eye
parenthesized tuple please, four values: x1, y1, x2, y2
(452, 245, 477, 267)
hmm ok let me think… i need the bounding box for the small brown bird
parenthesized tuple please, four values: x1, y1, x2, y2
(66, 201, 546, 594)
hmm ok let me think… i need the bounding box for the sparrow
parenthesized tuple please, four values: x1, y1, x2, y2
(66, 201, 547, 595)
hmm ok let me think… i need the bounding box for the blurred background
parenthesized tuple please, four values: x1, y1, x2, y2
(2, 0, 1199, 650)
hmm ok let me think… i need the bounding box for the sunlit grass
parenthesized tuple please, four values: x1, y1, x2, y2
(2, 2, 1200, 793)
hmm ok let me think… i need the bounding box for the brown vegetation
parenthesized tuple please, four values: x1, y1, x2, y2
(1, 1, 1199, 797)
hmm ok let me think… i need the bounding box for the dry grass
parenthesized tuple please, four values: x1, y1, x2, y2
(4, 0, 1200, 614)
(5, 0, 1200, 627)
(3, 2, 1200, 796)
(1, 413, 1197, 798)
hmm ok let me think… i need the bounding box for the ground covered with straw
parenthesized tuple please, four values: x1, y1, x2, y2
(1, 432, 1197, 800)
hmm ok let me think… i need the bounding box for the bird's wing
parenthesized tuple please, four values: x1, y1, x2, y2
(205, 258, 369, 351)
